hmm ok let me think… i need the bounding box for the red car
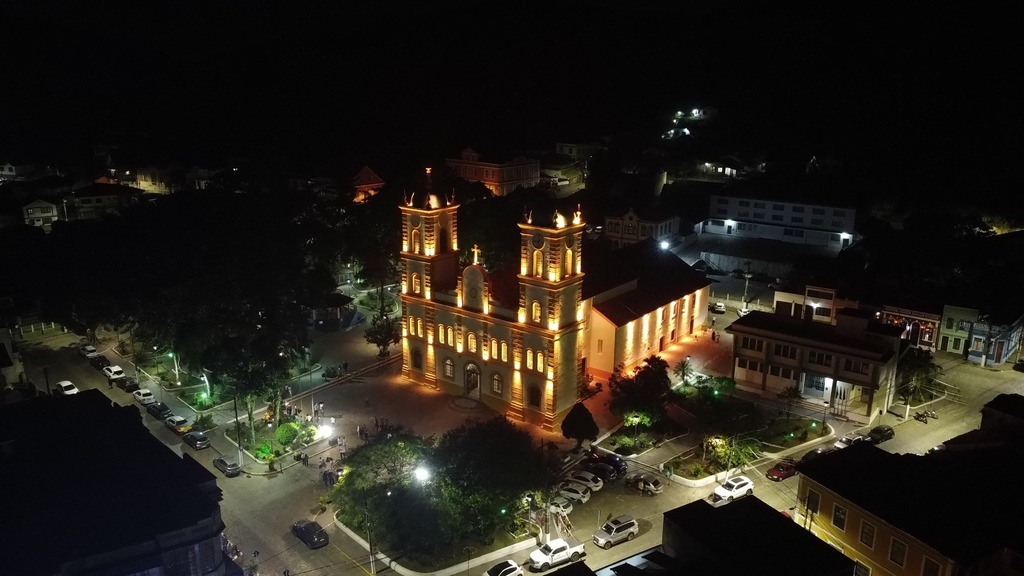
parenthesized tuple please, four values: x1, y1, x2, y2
(766, 459, 798, 482)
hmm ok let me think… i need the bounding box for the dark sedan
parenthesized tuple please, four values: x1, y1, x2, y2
(146, 402, 173, 420)
(867, 425, 895, 444)
(117, 377, 141, 393)
(587, 451, 629, 474)
(182, 431, 210, 450)
(582, 461, 620, 482)
(89, 355, 112, 370)
(291, 519, 329, 549)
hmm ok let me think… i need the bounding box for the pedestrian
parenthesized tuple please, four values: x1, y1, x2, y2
(374, 416, 379, 429)
(319, 456, 324, 469)
(356, 424, 361, 437)
(711, 316, 716, 327)
(342, 361, 349, 374)
(302, 453, 309, 467)
(330, 416, 336, 425)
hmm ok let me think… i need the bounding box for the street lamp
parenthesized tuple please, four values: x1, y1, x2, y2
(414, 466, 430, 485)
(168, 351, 180, 385)
(201, 372, 212, 407)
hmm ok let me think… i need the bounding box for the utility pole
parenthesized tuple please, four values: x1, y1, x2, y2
(233, 393, 244, 464)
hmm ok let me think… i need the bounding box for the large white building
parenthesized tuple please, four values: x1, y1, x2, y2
(703, 193, 857, 251)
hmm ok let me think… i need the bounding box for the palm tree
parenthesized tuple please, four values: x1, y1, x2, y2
(896, 348, 941, 418)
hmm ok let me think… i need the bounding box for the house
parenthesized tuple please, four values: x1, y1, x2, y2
(796, 441, 1024, 576)
(72, 182, 144, 220)
(602, 205, 681, 249)
(445, 147, 541, 196)
(595, 497, 854, 576)
(554, 141, 602, 162)
(399, 170, 710, 430)
(725, 308, 902, 422)
(22, 198, 61, 230)
(0, 389, 231, 575)
(352, 165, 385, 203)
(937, 304, 1023, 367)
(703, 192, 857, 250)
(0, 159, 37, 181)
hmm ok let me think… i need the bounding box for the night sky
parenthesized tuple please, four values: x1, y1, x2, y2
(3, 2, 1019, 200)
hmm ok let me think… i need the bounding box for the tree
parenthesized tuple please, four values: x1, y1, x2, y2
(896, 348, 941, 405)
(709, 435, 761, 475)
(364, 313, 401, 357)
(776, 385, 803, 419)
(560, 402, 599, 450)
(608, 356, 672, 426)
(673, 358, 694, 386)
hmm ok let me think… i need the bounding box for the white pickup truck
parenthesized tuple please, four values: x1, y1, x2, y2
(529, 537, 585, 571)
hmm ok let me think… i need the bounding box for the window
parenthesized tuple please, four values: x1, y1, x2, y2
(412, 349, 423, 369)
(833, 209, 846, 217)
(792, 206, 805, 213)
(812, 207, 825, 215)
(805, 490, 820, 513)
(443, 358, 454, 378)
(807, 289, 834, 300)
(753, 212, 765, 219)
(408, 317, 415, 334)
(738, 200, 750, 207)
(772, 214, 783, 221)
(811, 218, 824, 226)
(844, 359, 870, 374)
(527, 385, 541, 407)
(532, 301, 542, 322)
(501, 341, 508, 362)
(753, 202, 765, 208)
(922, 557, 941, 576)
(889, 538, 907, 567)
(491, 373, 503, 395)
(417, 318, 423, 337)
(773, 343, 796, 358)
(737, 210, 749, 218)
(412, 273, 421, 294)
(832, 504, 847, 531)
(597, 339, 603, 354)
(447, 327, 454, 345)
(438, 324, 445, 344)
(716, 198, 729, 204)
(737, 358, 763, 372)
(808, 351, 833, 367)
(490, 338, 497, 358)
(791, 216, 804, 224)
(853, 562, 870, 576)
(526, 349, 534, 369)
(945, 317, 954, 329)
(773, 204, 784, 211)
(859, 521, 876, 548)
(971, 337, 985, 352)
(536, 351, 544, 372)
(831, 220, 843, 228)
(740, 336, 763, 352)
(710, 219, 724, 226)
(467, 333, 476, 353)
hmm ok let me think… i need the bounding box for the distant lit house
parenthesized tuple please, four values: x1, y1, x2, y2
(73, 182, 144, 220)
(704, 193, 857, 250)
(603, 206, 680, 249)
(352, 165, 385, 203)
(22, 199, 60, 230)
(445, 148, 540, 196)
(0, 159, 37, 181)
(399, 170, 710, 430)
(130, 165, 178, 194)
(938, 305, 1023, 367)
(554, 141, 601, 162)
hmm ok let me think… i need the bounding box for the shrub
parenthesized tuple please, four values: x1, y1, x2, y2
(267, 455, 277, 471)
(255, 442, 273, 460)
(689, 463, 704, 477)
(193, 414, 215, 431)
(276, 422, 300, 445)
(298, 425, 317, 444)
(800, 429, 809, 441)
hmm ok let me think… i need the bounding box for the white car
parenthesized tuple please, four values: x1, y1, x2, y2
(834, 432, 868, 450)
(483, 560, 523, 576)
(563, 470, 603, 492)
(558, 482, 591, 504)
(714, 475, 754, 502)
(56, 380, 79, 395)
(164, 415, 192, 434)
(712, 302, 727, 313)
(548, 496, 574, 516)
(78, 345, 100, 358)
(102, 365, 126, 380)
(133, 389, 156, 405)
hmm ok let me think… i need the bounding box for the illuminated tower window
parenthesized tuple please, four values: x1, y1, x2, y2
(447, 327, 454, 345)
(526, 348, 534, 370)
(468, 333, 477, 353)
(490, 338, 497, 358)
(412, 273, 421, 294)
(532, 301, 542, 323)
(565, 249, 573, 277)
(536, 351, 544, 372)
(417, 318, 423, 337)
(438, 323, 445, 344)
(532, 249, 544, 276)
(408, 317, 415, 334)
(501, 341, 508, 362)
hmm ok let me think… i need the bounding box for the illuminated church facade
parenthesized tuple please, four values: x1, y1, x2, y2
(399, 173, 711, 430)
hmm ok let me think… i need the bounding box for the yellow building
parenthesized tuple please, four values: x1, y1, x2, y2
(399, 172, 711, 430)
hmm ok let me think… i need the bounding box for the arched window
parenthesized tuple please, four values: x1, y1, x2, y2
(411, 349, 423, 369)
(533, 249, 544, 277)
(447, 327, 454, 345)
(411, 229, 421, 254)
(443, 358, 454, 378)
(438, 324, 445, 344)
(490, 338, 497, 358)
(408, 317, 415, 334)
(527, 384, 542, 407)
(532, 301, 542, 323)
(526, 348, 534, 370)
(412, 273, 421, 294)
(536, 351, 544, 372)
(468, 333, 477, 353)
(416, 318, 423, 337)
(491, 373, 503, 395)
(565, 249, 573, 277)
(500, 341, 508, 362)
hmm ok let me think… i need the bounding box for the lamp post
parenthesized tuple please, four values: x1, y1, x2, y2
(168, 352, 180, 386)
(233, 393, 244, 465)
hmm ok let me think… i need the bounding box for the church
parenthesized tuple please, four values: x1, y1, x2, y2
(399, 171, 712, 430)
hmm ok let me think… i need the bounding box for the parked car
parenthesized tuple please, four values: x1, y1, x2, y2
(164, 415, 192, 434)
(587, 451, 628, 474)
(78, 345, 100, 358)
(592, 515, 639, 550)
(102, 365, 126, 381)
(711, 302, 726, 313)
(147, 401, 172, 419)
(834, 432, 868, 449)
(528, 537, 585, 571)
(182, 431, 210, 450)
(800, 447, 836, 463)
(581, 461, 620, 482)
(713, 475, 754, 502)
(214, 456, 242, 477)
(548, 496, 573, 516)
(89, 355, 112, 370)
(624, 472, 664, 496)
(867, 424, 895, 444)
(56, 380, 79, 395)
(563, 470, 603, 492)
(483, 560, 524, 576)
(765, 459, 798, 482)
(133, 389, 156, 405)
(117, 377, 141, 393)
(558, 483, 591, 504)
(291, 519, 329, 549)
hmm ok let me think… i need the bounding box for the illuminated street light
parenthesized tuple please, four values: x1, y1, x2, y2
(660, 240, 669, 250)
(414, 466, 430, 484)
